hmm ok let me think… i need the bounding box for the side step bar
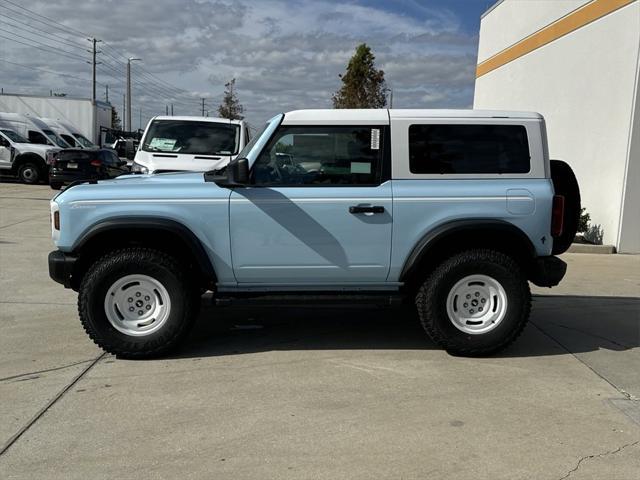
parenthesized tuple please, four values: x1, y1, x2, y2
(210, 293, 407, 307)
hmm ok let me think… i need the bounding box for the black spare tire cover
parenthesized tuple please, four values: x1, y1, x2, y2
(550, 160, 581, 255)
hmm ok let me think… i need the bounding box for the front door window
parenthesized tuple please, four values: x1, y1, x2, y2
(252, 126, 384, 186)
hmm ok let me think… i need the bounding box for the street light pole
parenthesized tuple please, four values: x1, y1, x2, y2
(126, 57, 141, 133)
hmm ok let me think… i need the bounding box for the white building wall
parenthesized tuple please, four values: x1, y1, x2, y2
(474, 0, 640, 252)
(619, 56, 640, 252)
(478, 0, 590, 62)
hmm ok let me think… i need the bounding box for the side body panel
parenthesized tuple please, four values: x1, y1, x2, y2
(388, 179, 554, 281)
(228, 183, 393, 287)
(53, 175, 236, 284)
(387, 114, 554, 281)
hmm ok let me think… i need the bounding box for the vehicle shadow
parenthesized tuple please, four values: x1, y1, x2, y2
(173, 295, 640, 359)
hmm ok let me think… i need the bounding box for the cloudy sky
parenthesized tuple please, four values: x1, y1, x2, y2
(0, 0, 487, 129)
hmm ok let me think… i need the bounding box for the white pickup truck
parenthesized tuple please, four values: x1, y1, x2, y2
(130, 116, 249, 174)
(0, 127, 59, 184)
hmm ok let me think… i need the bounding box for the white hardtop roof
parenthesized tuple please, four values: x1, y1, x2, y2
(151, 115, 244, 125)
(283, 109, 542, 124)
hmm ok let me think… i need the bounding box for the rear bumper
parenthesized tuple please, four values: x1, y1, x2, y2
(529, 256, 567, 288)
(48, 250, 77, 288)
(48, 171, 93, 184)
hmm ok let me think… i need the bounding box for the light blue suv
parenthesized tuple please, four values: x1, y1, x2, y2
(48, 109, 580, 358)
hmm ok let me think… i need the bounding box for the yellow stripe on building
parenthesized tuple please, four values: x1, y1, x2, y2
(476, 0, 638, 78)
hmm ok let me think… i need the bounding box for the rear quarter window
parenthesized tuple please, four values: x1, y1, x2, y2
(408, 124, 530, 174)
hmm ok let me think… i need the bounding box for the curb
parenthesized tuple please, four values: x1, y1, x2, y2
(567, 243, 616, 254)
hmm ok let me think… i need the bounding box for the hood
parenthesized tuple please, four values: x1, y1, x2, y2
(105, 171, 208, 185)
(14, 142, 60, 153)
(133, 149, 232, 173)
(52, 171, 225, 204)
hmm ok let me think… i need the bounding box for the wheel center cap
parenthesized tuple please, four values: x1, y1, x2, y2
(471, 299, 479, 306)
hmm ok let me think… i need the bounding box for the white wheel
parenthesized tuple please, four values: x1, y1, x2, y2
(104, 274, 172, 337)
(445, 274, 508, 335)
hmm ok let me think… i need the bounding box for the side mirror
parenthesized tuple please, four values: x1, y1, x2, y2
(227, 157, 249, 186)
(0, 138, 8, 147)
(125, 139, 136, 160)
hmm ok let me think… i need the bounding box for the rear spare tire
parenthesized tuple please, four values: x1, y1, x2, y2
(550, 160, 580, 255)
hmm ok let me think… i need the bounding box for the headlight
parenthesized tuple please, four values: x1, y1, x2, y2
(50, 201, 60, 242)
(131, 162, 149, 174)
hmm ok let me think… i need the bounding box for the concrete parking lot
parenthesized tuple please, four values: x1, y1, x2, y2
(0, 181, 639, 480)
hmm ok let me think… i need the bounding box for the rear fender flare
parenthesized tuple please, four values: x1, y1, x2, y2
(399, 219, 536, 282)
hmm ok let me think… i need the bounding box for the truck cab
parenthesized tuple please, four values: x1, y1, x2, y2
(131, 116, 249, 174)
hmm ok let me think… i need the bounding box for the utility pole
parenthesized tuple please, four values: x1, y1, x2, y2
(126, 57, 141, 135)
(165, 105, 169, 115)
(88, 38, 102, 103)
(105, 84, 109, 103)
(122, 94, 126, 131)
(201, 98, 205, 117)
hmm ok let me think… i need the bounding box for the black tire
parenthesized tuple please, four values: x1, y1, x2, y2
(17, 162, 41, 184)
(78, 248, 199, 358)
(415, 249, 531, 356)
(550, 160, 581, 255)
(49, 182, 63, 190)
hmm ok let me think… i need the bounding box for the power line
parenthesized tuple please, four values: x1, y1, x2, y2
(0, 58, 105, 86)
(0, 0, 206, 115)
(0, 32, 88, 63)
(0, 0, 89, 38)
(0, 15, 88, 51)
(0, 27, 88, 61)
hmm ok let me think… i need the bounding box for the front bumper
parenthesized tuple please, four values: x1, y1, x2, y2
(529, 256, 567, 288)
(48, 250, 77, 288)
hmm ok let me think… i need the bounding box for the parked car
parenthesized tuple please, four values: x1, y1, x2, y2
(48, 109, 580, 358)
(0, 127, 59, 183)
(130, 116, 249, 174)
(40, 118, 97, 149)
(48, 148, 129, 190)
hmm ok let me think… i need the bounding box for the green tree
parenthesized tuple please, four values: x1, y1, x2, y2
(332, 43, 388, 109)
(111, 106, 122, 130)
(217, 78, 244, 120)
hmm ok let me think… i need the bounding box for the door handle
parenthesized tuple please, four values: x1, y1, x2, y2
(349, 205, 385, 214)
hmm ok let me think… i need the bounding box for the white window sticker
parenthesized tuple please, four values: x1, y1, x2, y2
(351, 162, 371, 174)
(149, 138, 177, 150)
(370, 128, 380, 150)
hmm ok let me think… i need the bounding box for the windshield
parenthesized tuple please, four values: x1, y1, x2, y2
(238, 114, 283, 166)
(73, 133, 96, 148)
(0, 128, 29, 143)
(43, 129, 70, 148)
(142, 120, 240, 155)
(61, 134, 80, 147)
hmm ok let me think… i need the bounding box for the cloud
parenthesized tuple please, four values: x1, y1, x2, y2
(0, 0, 479, 127)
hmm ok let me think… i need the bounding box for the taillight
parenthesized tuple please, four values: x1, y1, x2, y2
(551, 195, 565, 237)
(90, 159, 101, 167)
(46, 151, 57, 166)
